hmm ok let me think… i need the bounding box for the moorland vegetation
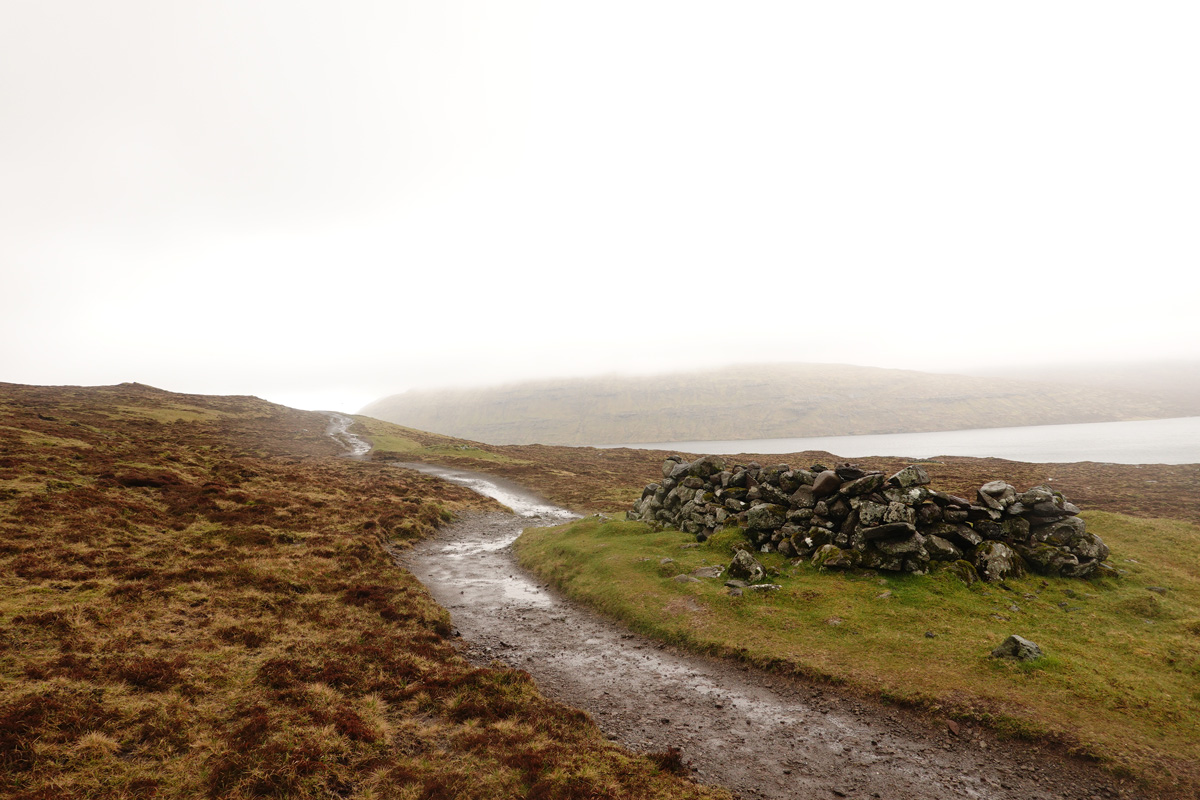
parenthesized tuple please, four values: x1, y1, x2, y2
(0, 383, 726, 800)
(355, 413, 1200, 798)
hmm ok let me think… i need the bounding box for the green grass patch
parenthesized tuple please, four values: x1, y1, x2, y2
(352, 415, 528, 465)
(515, 511, 1200, 792)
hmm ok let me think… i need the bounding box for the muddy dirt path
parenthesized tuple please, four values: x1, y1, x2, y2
(392, 463, 1129, 800)
(324, 412, 372, 458)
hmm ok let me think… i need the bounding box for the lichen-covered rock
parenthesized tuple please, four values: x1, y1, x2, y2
(945, 559, 980, 585)
(857, 499, 888, 527)
(888, 465, 930, 488)
(1017, 542, 1079, 576)
(1067, 531, 1109, 561)
(978, 480, 1017, 511)
(812, 544, 854, 570)
(747, 503, 787, 530)
(841, 472, 885, 497)
(1062, 559, 1100, 578)
(727, 549, 766, 583)
(991, 634, 1043, 661)
(1031, 516, 1087, 546)
(925, 534, 962, 561)
(875, 533, 927, 559)
(975, 541, 1025, 582)
(884, 502, 917, 526)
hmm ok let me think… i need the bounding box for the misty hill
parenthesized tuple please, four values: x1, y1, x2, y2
(359, 363, 1199, 446)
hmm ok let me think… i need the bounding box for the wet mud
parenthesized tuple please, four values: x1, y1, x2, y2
(394, 465, 1129, 800)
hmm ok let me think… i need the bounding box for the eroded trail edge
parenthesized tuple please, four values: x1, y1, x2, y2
(393, 464, 1125, 800)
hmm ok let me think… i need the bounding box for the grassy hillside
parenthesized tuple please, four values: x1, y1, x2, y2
(515, 513, 1200, 798)
(359, 363, 1195, 446)
(0, 383, 727, 800)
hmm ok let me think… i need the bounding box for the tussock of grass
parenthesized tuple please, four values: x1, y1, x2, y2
(515, 513, 1200, 797)
(0, 383, 727, 800)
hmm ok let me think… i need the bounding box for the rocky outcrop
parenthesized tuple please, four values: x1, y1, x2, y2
(628, 456, 1113, 581)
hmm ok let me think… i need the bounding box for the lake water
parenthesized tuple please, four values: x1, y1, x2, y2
(598, 417, 1200, 465)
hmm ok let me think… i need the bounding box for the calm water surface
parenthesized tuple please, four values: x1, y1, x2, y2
(599, 417, 1200, 465)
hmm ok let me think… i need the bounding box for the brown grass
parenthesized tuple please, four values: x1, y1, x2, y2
(0, 382, 728, 800)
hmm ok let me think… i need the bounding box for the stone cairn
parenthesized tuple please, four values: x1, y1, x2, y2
(627, 456, 1114, 582)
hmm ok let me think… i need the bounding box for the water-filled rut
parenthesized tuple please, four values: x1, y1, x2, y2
(392, 462, 1125, 800)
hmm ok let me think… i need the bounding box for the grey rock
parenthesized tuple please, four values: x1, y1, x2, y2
(687, 455, 727, 479)
(888, 465, 931, 488)
(841, 472, 885, 497)
(727, 549, 766, 583)
(1017, 543, 1079, 577)
(861, 522, 918, 542)
(857, 500, 889, 527)
(875, 533, 927, 558)
(991, 634, 1043, 661)
(1031, 516, 1087, 546)
(1066, 531, 1110, 561)
(975, 541, 1025, 582)
(812, 544, 855, 569)
(1019, 485, 1056, 506)
(1061, 559, 1099, 578)
(883, 485, 928, 505)
(930, 491, 972, 508)
(884, 502, 917, 526)
(925, 534, 963, 561)
(662, 456, 684, 480)
(747, 502, 788, 530)
(812, 470, 842, 497)
(789, 485, 817, 509)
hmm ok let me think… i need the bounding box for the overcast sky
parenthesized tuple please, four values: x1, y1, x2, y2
(3, 2, 1198, 413)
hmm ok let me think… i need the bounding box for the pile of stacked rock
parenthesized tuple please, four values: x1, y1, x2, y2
(627, 456, 1113, 582)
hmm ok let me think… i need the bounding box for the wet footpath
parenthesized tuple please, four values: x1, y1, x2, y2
(394, 463, 1128, 800)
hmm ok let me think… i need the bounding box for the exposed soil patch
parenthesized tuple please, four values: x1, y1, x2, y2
(398, 468, 1141, 800)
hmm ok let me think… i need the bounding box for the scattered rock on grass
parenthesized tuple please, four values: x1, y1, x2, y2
(991, 634, 1044, 661)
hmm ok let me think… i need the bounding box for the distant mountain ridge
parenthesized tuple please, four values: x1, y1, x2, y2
(359, 363, 1200, 446)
